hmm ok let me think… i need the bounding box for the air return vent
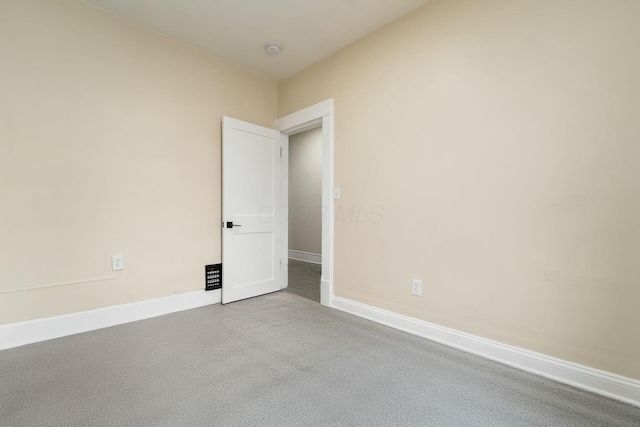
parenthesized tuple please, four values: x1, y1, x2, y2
(205, 264, 222, 291)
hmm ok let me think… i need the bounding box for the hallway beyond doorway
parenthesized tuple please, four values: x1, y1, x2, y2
(286, 259, 321, 303)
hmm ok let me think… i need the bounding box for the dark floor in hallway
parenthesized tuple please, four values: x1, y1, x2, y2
(285, 259, 321, 303)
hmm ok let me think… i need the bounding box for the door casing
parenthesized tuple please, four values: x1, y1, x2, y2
(275, 99, 335, 307)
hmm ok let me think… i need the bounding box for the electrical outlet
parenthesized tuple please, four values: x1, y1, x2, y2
(411, 279, 422, 296)
(112, 255, 124, 271)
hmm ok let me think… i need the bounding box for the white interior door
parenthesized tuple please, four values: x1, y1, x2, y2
(222, 116, 282, 304)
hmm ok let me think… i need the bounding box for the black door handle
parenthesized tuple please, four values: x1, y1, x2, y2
(226, 222, 242, 228)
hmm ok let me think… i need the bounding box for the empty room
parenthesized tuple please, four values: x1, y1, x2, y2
(1, 0, 639, 426)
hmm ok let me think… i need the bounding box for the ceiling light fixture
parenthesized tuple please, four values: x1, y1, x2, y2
(265, 43, 281, 55)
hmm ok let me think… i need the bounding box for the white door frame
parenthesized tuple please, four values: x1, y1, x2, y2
(275, 99, 334, 307)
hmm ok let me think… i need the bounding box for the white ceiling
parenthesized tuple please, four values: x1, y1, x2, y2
(86, 0, 429, 82)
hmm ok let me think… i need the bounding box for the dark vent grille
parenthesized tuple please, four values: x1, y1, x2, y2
(205, 264, 222, 291)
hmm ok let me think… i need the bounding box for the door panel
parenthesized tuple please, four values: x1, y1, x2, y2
(222, 117, 282, 304)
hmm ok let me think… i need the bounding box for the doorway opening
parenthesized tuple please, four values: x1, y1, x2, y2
(286, 127, 322, 302)
(275, 99, 334, 307)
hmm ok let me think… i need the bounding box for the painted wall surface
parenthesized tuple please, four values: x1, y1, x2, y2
(289, 128, 323, 255)
(278, 0, 640, 380)
(0, 0, 277, 324)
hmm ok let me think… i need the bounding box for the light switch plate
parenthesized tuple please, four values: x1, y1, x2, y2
(333, 187, 341, 200)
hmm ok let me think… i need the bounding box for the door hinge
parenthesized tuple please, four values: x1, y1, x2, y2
(280, 258, 282, 270)
(280, 147, 283, 157)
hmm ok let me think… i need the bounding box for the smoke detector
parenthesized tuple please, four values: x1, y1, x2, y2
(265, 43, 281, 55)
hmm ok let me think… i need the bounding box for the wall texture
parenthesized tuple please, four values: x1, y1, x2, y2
(278, 0, 640, 380)
(288, 127, 323, 255)
(0, 0, 277, 324)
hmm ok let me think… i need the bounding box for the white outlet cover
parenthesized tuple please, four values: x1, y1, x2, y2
(412, 279, 422, 296)
(112, 255, 124, 271)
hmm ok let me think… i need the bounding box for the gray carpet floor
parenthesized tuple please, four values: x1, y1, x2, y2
(285, 259, 321, 303)
(1, 291, 639, 426)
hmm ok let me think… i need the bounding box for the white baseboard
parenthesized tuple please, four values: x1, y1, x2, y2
(289, 250, 322, 264)
(320, 279, 331, 307)
(331, 295, 640, 408)
(0, 289, 221, 351)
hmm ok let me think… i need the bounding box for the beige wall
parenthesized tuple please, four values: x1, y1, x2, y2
(0, 0, 277, 324)
(279, 0, 640, 380)
(289, 127, 323, 255)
